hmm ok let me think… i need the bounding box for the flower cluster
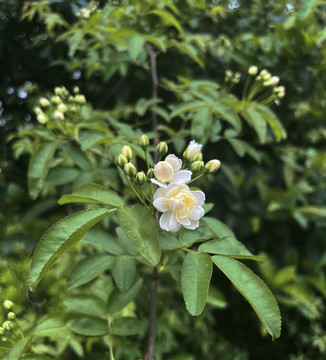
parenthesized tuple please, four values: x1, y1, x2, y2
(117, 137, 221, 232)
(1, 300, 19, 344)
(35, 86, 86, 126)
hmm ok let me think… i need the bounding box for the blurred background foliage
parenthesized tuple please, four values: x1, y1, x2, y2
(1, 0, 326, 359)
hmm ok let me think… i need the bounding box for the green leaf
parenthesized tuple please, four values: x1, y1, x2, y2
(116, 227, 139, 256)
(206, 286, 227, 309)
(33, 314, 70, 338)
(274, 266, 296, 286)
(8, 337, 31, 360)
(128, 35, 145, 60)
(58, 183, 124, 207)
(242, 108, 267, 144)
(68, 31, 83, 57)
(45, 167, 81, 187)
(294, 206, 326, 217)
(150, 9, 184, 37)
(179, 224, 213, 248)
(256, 105, 287, 142)
(181, 251, 213, 316)
(28, 142, 57, 199)
(202, 217, 235, 239)
(117, 205, 160, 266)
(191, 107, 212, 144)
(29, 208, 110, 290)
(64, 294, 107, 317)
(112, 255, 136, 292)
(71, 315, 108, 336)
(107, 278, 143, 313)
(199, 238, 264, 262)
(174, 42, 204, 67)
(67, 254, 114, 289)
(212, 255, 281, 339)
(111, 317, 144, 336)
(213, 102, 242, 131)
(20, 355, 55, 360)
(159, 230, 180, 250)
(82, 229, 124, 255)
(170, 100, 205, 118)
(63, 145, 92, 171)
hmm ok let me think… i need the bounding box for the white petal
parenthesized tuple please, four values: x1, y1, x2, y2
(154, 161, 174, 182)
(159, 211, 172, 231)
(165, 154, 182, 172)
(153, 198, 169, 212)
(183, 220, 199, 230)
(177, 216, 191, 226)
(153, 187, 166, 200)
(192, 190, 205, 206)
(169, 213, 181, 232)
(172, 170, 192, 184)
(189, 206, 205, 221)
(151, 179, 167, 188)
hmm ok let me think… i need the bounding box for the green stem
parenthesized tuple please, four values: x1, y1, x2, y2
(108, 316, 115, 360)
(145, 150, 150, 170)
(125, 175, 149, 208)
(187, 172, 205, 185)
(14, 319, 24, 339)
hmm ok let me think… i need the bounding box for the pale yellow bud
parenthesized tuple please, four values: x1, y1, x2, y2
(54, 111, 64, 121)
(121, 145, 133, 161)
(135, 171, 146, 185)
(147, 168, 154, 179)
(39, 97, 50, 107)
(139, 134, 149, 150)
(191, 160, 204, 173)
(117, 154, 128, 168)
(3, 300, 13, 310)
(0, 327, 4, 335)
(184, 140, 202, 160)
(57, 103, 67, 113)
(37, 114, 47, 124)
(205, 159, 221, 174)
(157, 141, 168, 156)
(124, 163, 137, 177)
(248, 66, 258, 76)
(7, 312, 15, 320)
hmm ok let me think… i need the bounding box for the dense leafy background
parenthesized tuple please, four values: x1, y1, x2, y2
(1, 0, 326, 359)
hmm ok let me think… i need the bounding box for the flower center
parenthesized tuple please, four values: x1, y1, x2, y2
(174, 190, 195, 218)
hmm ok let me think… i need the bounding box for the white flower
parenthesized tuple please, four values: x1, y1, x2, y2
(153, 183, 205, 232)
(185, 140, 202, 160)
(152, 154, 191, 188)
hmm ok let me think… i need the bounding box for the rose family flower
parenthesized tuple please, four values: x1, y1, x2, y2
(153, 183, 205, 232)
(152, 154, 191, 187)
(184, 140, 202, 160)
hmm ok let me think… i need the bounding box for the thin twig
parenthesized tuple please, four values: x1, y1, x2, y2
(144, 42, 160, 360)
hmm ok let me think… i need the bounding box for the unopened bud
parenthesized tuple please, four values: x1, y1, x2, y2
(7, 312, 15, 320)
(117, 154, 128, 168)
(51, 95, 61, 104)
(184, 140, 202, 160)
(75, 94, 86, 104)
(274, 86, 285, 98)
(248, 66, 258, 76)
(2, 337, 7, 343)
(2, 321, 13, 331)
(121, 145, 133, 161)
(57, 103, 67, 113)
(124, 163, 137, 177)
(3, 300, 13, 310)
(157, 141, 168, 156)
(205, 159, 221, 174)
(0, 328, 4, 335)
(192, 153, 203, 162)
(54, 87, 61, 95)
(37, 114, 47, 124)
(39, 97, 50, 107)
(54, 111, 64, 121)
(232, 72, 241, 83)
(34, 107, 42, 115)
(270, 76, 279, 86)
(73, 86, 80, 94)
(191, 161, 204, 173)
(147, 168, 154, 179)
(139, 134, 149, 150)
(135, 171, 146, 185)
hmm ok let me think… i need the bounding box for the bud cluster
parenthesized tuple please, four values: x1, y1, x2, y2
(1, 300, 18, 342)
(244, 66, 285, 104)
(35, 86, 87, 126)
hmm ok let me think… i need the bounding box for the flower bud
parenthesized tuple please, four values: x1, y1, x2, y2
(205, 159, 221, 174)
(232, 72, 241, 83)
(157, 141, 168, 156)
(3, 300, 13, 310)
(0, 327, 4, 335)
(248, 66, 258, 76)
(274, 86, 285, 98)
(121, 145, 133, 161)
(39, 97, 50, 107)
(117, 154, 128, 168)
(3, 321, 13, 331)
(192, 153, 203, 162)
(270, 76, 279, 86)
(2, 337, 7, 343)
(34, 107, 42, 115)
(73, 86, 80, 94)
(75, 94, 86, 104)
(191, 160, 204, 173)
(51, 95, 61, 104)
(7, 312, 15, 320)
(37, 114, 47, 124)
(184, 140, 202, 160)
(147, 168, 154, 179)
(139, 134, 149, 150)
(225, 70, 233, 80)
(124, 163, 137, 177)
(54, 111, 64, 121)
(57, 103, 67, 113)
(135, 171, 146, 185)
